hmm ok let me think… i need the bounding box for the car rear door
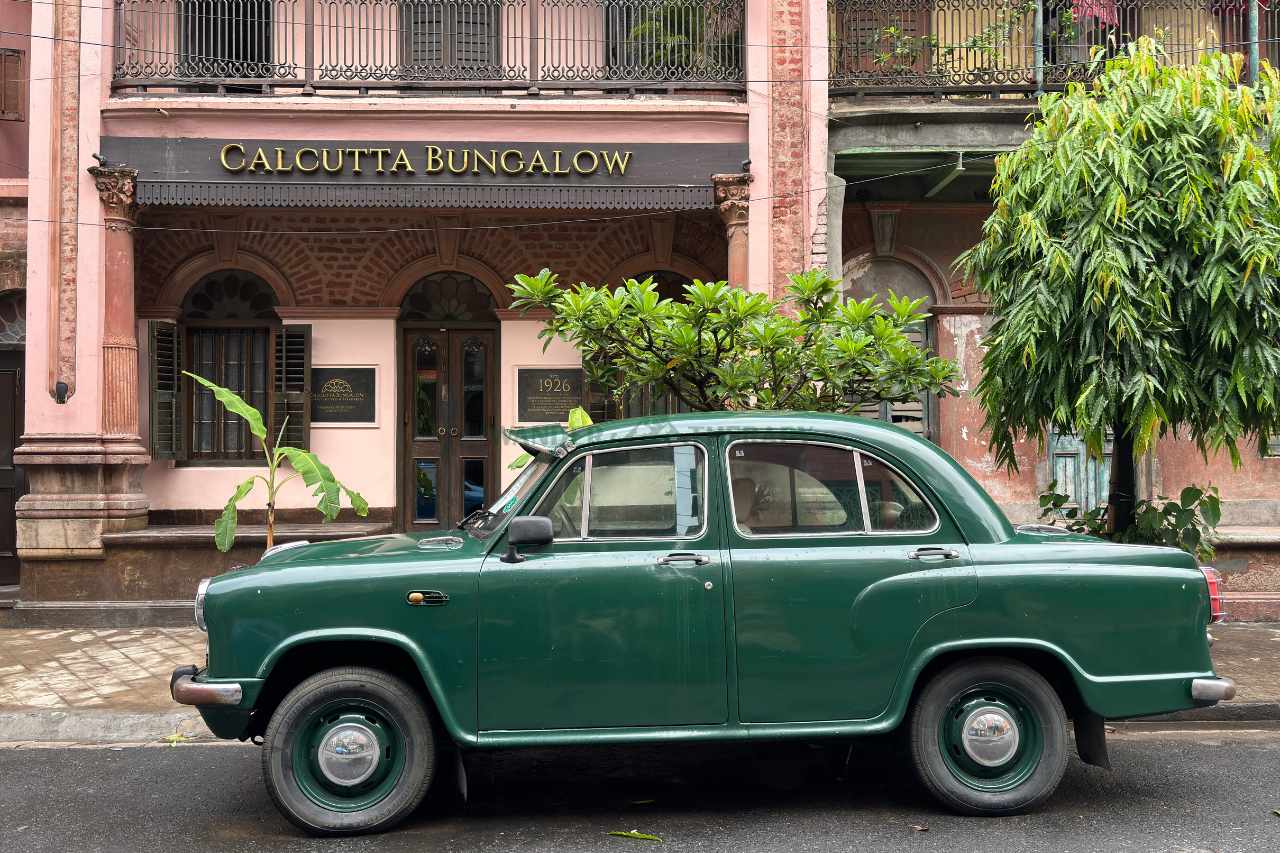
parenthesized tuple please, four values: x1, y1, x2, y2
(725, 435, 975, 723)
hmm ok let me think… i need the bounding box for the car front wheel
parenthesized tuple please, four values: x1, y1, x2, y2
(262, 666, 436, 835)
(908, 657, 1069, 815)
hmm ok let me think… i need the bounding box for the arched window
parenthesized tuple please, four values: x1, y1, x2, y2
(400, 272, 497, 322)
(149, 271, 311, 462)
(843, 255, 937, 440)
(0, 291, 24, 346)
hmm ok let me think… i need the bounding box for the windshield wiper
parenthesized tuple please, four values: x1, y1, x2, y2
(458, 508, 496, 530)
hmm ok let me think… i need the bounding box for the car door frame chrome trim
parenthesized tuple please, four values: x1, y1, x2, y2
(723, 437, 942, 540)
(532, 440, 712, 544)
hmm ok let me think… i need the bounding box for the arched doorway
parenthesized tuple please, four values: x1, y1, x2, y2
(0, 290, 26, 585)
(399, 272, 499, 531)
(843, 254, 937, 440)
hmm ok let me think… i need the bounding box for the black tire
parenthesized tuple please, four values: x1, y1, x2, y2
(262, 666, 436, 836)
(908, 657, 1069, 816)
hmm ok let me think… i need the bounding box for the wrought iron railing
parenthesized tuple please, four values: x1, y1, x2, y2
(829, 0, 1278, 94)
(1, 48, 22, 120)
(111, 0, 745, 94)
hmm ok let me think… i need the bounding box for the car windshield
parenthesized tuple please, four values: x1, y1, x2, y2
(460, 455, 553, 539)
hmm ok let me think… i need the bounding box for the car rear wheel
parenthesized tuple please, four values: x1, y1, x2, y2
(263, 666, 436, 836)
(908, 657, 1068, 815)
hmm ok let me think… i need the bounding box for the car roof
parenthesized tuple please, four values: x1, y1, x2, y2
(506, 411, 1015, 544)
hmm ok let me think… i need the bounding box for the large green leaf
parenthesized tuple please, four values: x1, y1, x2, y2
(215, 477, 257, 552)
(277, 447, 342, 521)
(183, 371, 267, 442)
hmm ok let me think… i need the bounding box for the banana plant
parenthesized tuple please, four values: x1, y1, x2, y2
(184, 372, 369, 552)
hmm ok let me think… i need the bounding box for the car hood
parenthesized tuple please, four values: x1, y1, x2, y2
(250, 530, 487, 569)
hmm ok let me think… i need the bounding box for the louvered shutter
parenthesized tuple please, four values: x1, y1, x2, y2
(272, 324, 311, 450)
(148, 320, 185, 459)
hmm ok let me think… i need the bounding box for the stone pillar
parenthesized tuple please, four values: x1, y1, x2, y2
(713, 173, 753, 287)
(88, 165, 143, 445)
(14, 165, 149, 583)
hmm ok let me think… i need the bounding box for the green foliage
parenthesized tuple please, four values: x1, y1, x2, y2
(183, 372, 368, 553)
(507, 268, 959, 415)
(626, 0, 740, 74)
(1038, 481, 1222, 561)
(867, 1, 1038, 73)
(959, 38, 1280, 475)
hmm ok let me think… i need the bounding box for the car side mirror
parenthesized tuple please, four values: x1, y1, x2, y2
(503, 515, 554, 564)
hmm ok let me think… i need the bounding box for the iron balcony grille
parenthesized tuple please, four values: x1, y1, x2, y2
(828, 0, 1279, 95)
(111, 0, 745, 94)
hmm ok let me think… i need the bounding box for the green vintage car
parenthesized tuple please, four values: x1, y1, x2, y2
(172, 412, 1233, 835)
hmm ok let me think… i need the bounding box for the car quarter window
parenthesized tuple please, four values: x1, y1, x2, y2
(534, 444, 707, 540)
(859, 454, 938, 533)
(727, 442, 864, 536)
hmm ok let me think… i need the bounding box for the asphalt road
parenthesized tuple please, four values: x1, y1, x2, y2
(2, 728, 1278, 853)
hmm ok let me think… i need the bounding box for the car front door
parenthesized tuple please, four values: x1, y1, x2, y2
(478, 440, 729, 731)
(725, 436, 975, 723)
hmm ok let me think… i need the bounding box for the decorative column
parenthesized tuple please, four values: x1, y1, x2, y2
(88, 165, 144, 445)
(713, 173, 753, 287)
(14, 164, 149, 588)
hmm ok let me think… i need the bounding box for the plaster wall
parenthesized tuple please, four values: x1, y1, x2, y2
(498, 320, 583, 481)
(0, 1, 29, 180)
(142, 318, 399, 511)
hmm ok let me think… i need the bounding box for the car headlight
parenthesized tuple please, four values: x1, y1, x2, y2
(194, 577, 211, 632)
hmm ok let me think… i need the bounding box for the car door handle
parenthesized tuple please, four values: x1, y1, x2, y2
(655, 553, 711, 566)
(908, 547, 960, 561)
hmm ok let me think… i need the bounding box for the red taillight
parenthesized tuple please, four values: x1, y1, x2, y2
(1201, 567, 1227, 624)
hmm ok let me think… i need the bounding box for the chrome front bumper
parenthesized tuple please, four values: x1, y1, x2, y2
(170, 665, 243, 706)
(1190, 676, 1237, 703)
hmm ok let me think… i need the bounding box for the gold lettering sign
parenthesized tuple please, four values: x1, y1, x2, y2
(217, 144, 634, 179)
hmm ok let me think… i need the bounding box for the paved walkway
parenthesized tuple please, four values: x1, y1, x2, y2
(0, 628, 205, 711)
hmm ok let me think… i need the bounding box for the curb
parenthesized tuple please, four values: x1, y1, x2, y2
(0, 709, 212, 744)
(1132, 701, 1280, 724)
(1, 703, 1279, 744)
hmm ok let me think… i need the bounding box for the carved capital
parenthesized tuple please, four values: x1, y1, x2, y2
(87, 164, 140, 226)
(712, 172, 753, 229)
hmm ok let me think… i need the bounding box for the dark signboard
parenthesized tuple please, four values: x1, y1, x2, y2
(312, 367, 377, 424)
(517, 368, 586, 423)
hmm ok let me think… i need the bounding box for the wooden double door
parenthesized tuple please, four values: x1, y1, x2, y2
(401, 328, 498, 531)
(0, 350, 24, 585)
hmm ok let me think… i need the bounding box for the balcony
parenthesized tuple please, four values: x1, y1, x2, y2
(111, 0, 745, 96)
(829, 0, 1277, 95)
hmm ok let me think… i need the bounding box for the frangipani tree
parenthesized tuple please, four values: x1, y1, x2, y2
(958, 38, 1280, 534)
(508, 268, 958, 415)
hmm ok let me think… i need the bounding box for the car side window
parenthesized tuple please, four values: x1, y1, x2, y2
(535, 457, 586, 539)
(535, 444, 706, 539)
(727, 443, 864, 535)
(860, 454, 938, 532)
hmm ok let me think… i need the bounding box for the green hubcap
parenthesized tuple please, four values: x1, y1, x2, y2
(938, 682, 1043, 793)
(292, 699, 407, 812)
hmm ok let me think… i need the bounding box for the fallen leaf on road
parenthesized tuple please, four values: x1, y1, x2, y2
(1272, 809, 1280, 817)
(161, 733, 195, 746)
(910, 824, 928, 832)
(630, 799, 657, 806)
(608, 830, 663, 842)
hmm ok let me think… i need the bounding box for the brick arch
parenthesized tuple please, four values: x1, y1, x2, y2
(841, 245, 951, 307)
(380, 254, 511, 310)
(156, 250, 297, 309)
(603, 252, 717, 286)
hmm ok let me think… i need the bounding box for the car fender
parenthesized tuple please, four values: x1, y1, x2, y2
(256, 627, 478, 746)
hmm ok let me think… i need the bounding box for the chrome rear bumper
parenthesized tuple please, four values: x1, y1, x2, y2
(170, 665, 243, 706)
(1190, 676, 1236, 703)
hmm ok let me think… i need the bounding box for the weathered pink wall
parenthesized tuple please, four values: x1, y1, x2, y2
(499, 320, 583, 480)
(143, 318, 399, 510)
(1156, 435, 1280, 507)
(0, 0, 29, 179)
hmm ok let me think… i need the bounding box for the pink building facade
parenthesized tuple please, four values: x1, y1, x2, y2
(1, 0, 1278, 623)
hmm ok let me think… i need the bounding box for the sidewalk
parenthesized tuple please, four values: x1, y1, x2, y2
(0, 624, 1276, 743)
